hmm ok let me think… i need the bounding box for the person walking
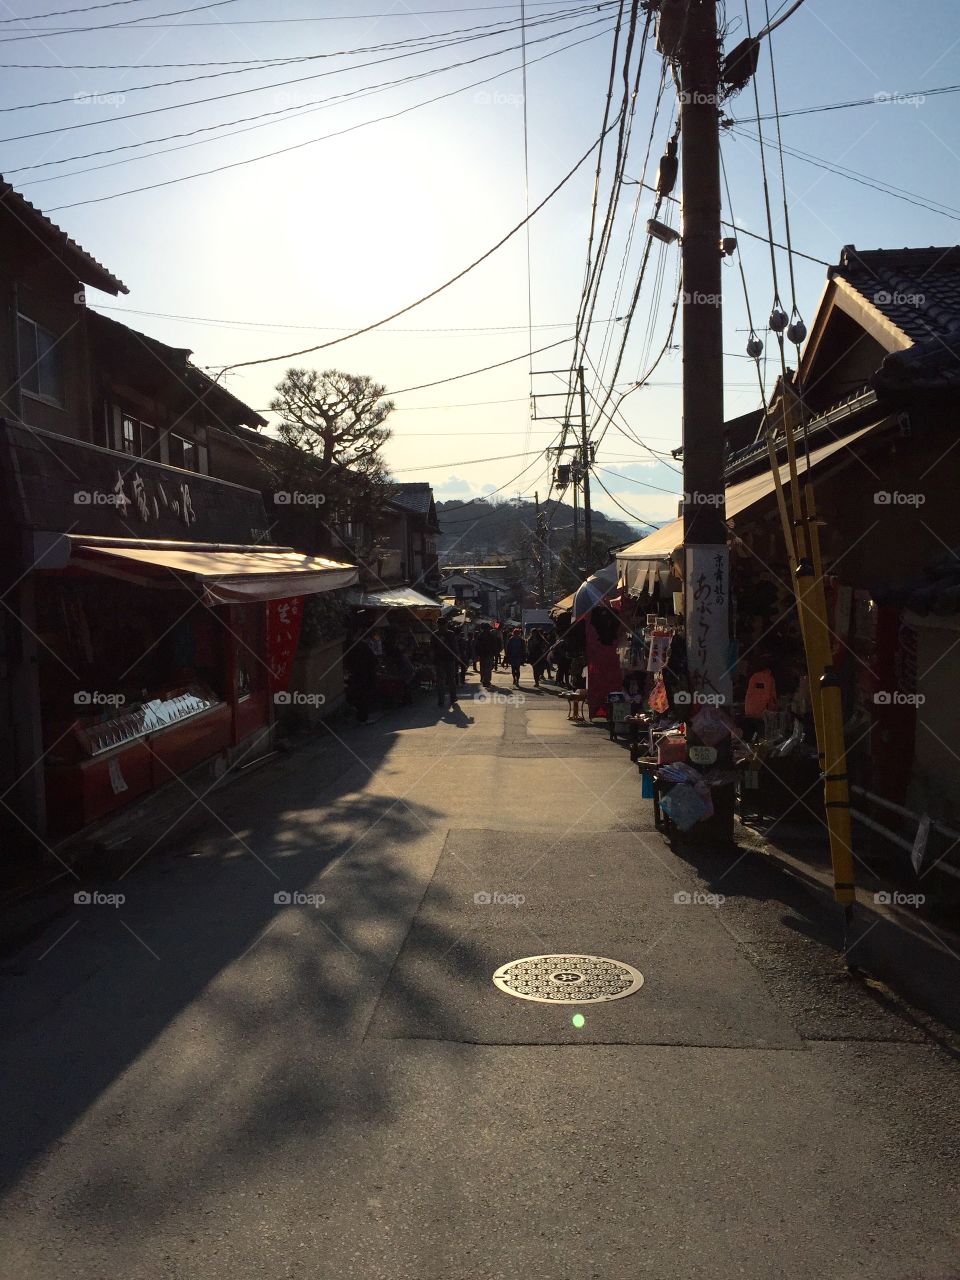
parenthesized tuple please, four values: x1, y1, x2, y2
(343, 632, 379, 722)
(527, 627, 549, 688)
(476, 623, 500, 688)
(431, 620, 459, 709)
(504, 627, 526, 687)
(553, 634, 570, 688)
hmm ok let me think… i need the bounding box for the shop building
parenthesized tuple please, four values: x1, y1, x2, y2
(0, 183, 356, 855)
(615, 243, 960, 856)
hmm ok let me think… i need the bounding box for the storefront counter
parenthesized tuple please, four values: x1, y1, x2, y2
(45, 686, 231, 835)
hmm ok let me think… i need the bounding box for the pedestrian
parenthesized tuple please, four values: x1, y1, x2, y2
(431, 620, 459, 708)
(527, 627, 548, 688)
(554, 635, 570, 688)
(454, 626, 470, 685)
(504, 626, 526, 687)
(476, 622, 500, 688)
(343, 632, 378, 722)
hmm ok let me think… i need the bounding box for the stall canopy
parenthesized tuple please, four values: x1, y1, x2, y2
(616, 422, 879, 590)
(351, 585, 442, 614)
(549, 590, 576, 616)
(53, 535, 359, 604)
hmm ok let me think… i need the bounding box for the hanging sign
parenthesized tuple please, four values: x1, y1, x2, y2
(267, 596, 305, 691)
(684, 544, 733, 708)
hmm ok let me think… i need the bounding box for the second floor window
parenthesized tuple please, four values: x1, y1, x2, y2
(18, 314, 63, 405)
(167, 433, 196, 471)
(120, 414, 158, 458)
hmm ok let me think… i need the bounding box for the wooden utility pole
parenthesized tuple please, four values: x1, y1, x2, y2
(672, 0, 734, 838)
(578, 364, 592, 557)
(534, 490, 547, 605)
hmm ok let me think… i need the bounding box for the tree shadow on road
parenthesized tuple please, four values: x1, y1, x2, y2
(0, 721, 492, 1232)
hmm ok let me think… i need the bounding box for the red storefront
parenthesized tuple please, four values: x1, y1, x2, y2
(0, 421, 356, 841)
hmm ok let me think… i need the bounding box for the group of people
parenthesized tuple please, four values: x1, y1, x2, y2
(343, 618, 586, 719)
(430, 620, 583, 707)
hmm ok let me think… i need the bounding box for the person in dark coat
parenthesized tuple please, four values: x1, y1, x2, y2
(343, 633, 379, 721)
(476, 623, 500, 687)
(527, 628, 549, 687)
(431, 621, 459, 708)
(504, 627, 526, 687)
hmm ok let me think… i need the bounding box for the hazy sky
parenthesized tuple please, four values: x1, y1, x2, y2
(6, 0, 959, 529)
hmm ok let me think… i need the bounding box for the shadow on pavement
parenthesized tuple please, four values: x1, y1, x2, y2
(0, 705, 491, 1226)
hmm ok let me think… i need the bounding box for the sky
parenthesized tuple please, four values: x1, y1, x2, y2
(4, 0, 959, 531)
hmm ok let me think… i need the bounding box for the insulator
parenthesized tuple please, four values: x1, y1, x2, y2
(746, 334, 764, 359)
(786, 310, 806, 344)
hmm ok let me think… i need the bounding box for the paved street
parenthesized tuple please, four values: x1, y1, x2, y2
(1, 673, 958, 1279)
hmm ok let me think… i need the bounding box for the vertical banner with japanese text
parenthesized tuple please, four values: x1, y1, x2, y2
(266, 596, 304, 692)
(684, 544, 732, 707)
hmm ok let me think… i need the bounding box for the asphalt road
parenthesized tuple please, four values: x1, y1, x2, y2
(1, 674, 958, 1279)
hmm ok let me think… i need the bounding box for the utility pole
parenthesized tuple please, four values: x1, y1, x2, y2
(534, 490, 547, 606)
(668, 0, 734, 838)
(578, 364, 592, 558)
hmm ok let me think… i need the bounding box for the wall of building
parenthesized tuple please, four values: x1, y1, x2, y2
(0, 243, 91, 441)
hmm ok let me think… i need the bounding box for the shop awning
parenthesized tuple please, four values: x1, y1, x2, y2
(550, 591, 576, 615)
(616, 422, 880, 589)
(351, 585, 442, 613)
(54, 536, 359, 603)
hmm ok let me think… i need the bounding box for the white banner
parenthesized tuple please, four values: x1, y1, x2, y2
(684, 544, 733, 708)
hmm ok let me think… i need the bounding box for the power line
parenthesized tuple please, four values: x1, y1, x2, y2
(591, 470, 658, 528)
(627, 178, 830, 264)
(385, 335, 574, 395)
(0, 8, 610, 143)
(392, 448, 541, 472)
(45, 21, 614, 208)
(593, 463, 679, 495)
(207, 120, 620, 375)
(733, 81, 960, 123)
(91, 303, 621, 334)
(3, 4, 603, 114)
(0, 0, 154, 21)
(5, 0, 609, 34)
(728, 125, 960, 224)
(0, 0, 242, 45)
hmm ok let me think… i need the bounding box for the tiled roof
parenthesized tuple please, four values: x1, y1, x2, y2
(389, 481, 435, 515)
(0, 177, 128, 296)
(832, 244, 960, 342)
(89, 311, 266, 426)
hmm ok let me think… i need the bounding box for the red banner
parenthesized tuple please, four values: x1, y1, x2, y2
(266, 596, 304, 691)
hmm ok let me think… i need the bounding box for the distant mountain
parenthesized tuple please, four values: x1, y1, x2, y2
(436, 496, 640, 558)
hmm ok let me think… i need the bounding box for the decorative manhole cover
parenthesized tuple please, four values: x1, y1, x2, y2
(492, 954, 644, 1004)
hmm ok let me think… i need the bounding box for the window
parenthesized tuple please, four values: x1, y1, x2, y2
(168, 433, 196, 471)
(18, 315, 64, 405)
(119, 412, 158, 458)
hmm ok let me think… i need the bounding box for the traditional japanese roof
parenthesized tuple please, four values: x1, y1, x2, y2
(831, 245, 960, 344)
(832, 244, 960, 392)
(0, 176, 128, 296)
(89, 311, 267, 428)
(390, 482, 435, 515)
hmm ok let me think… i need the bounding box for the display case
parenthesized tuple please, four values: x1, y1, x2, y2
(46, 682, 232, 836)
(71, 683, 221, 757)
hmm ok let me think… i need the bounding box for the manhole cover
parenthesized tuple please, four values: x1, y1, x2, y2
(492, 954, 643, 1004)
